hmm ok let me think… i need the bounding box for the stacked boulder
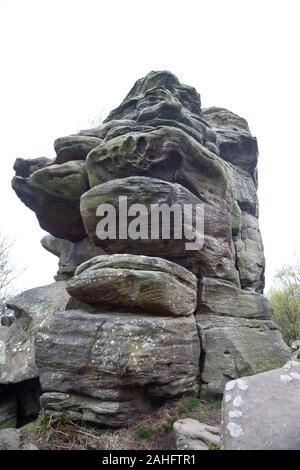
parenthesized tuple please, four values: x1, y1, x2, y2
(2, 71, 290, 427)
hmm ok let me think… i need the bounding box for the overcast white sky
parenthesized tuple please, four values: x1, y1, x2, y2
(0, 0, 299, 294)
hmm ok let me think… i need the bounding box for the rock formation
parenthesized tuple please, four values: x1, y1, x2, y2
(1, 70, 290, 428)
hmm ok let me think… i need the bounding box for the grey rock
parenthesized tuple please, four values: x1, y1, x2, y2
(12, 161, 89, 241)
(197, 278, 271, 319)
(221, 360, 300, 450)
(0, 309, 15, 327)
(0, 428, 38, 450)
(13, 157, 53, 178)
(36, 310, 200, 426)
(67, 254, 197, 317)
(1, 282, 69, 384)
(54, 135, 102, 164)
(41, 235, 106, 279)
(80, 176, 240, 284)
(173, 418, 220, 450)
(196, 314, 290, 397)
(0, 428, 22, 450)
(225, 163, 258, 216)
(203, 107, 258, 175)
(234, 212, 265, 293)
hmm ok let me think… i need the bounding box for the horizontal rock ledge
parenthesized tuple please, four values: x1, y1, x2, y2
(67, 254, 197, 317)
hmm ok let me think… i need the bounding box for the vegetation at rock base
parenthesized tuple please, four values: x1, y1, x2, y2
(21, 397, 221, 450)
(208, 442, 220, 450)
(269, 260, 300, 346)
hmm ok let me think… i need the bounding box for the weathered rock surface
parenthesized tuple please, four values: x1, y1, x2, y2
(2, 282, 69, 384)
(173, 418, 220, 450)
(36, 310, 200, 426)
(221, 360, 300, 450)
(0, 428, 38, 450)
(197, 278, 271, 319)
(12, 161, 88, 241)
(54, 135, 102, 164)
(67, 254, 197, 317)
(0, 309, 15, 327)
(80, 176, 239, 283)
(41, 234, 106, 280)
(234, 212, 265, 293)
(13, 157, 53, 178)
(196, 314, 290, 397)
(203, 107, 258, 176)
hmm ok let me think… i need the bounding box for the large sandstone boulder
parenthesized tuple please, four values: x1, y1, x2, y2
(67, 254, 197, 317)
(221, 360, 300, 450)
(12, 161, 88, 241)
(35, 310, 200, 426)
(1, 282, 69, 384)
(80, 176, 239, 283)
(196, 278, 290, 396)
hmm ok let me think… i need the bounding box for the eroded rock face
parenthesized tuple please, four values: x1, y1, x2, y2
(35, 310, 200, 426)
(41, 234, 107, 280)
(54, 135, 102, 164)
(196, 280, 289, 397)
(203, 107, 258, 176)
(8, 70, 290, 427)
(80, 176, 239, 283)
(67, 254, 197, 317)
(12, 161, 88, 241)
(196, 314, 290, 397)
(2, 282, 69, 384)
(221, 360, 300, 450)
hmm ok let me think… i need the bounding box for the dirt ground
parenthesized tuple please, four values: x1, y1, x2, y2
(22, 396, 222, 450)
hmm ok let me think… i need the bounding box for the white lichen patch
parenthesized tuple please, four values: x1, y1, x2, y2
(237, 378, 248, 391)
(290, 372, 300, 380)
(225, 393, 232, 402)
(229, 409, 243, 419)
(233, 396, 245, 407)
(225, 380, 236, 391)
(227, 422, 243, 438)
(280, 374, 293, 382)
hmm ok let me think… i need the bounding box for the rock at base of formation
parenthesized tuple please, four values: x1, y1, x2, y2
(4, 70, 290, 428)
(173, 418, 220, 450)
(35, 309, 200, 427)
(221, 359, 300, 450)
(0, 282, 69, 428)
(196, 278, 290, 397)
(0, 428, 38, 450)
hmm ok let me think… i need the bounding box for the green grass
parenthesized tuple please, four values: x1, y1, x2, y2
(208, 442, 220, 450)
(135, 426, 156, 440)
(207, 400, 222, 411)
(176, 396, 201, 412)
